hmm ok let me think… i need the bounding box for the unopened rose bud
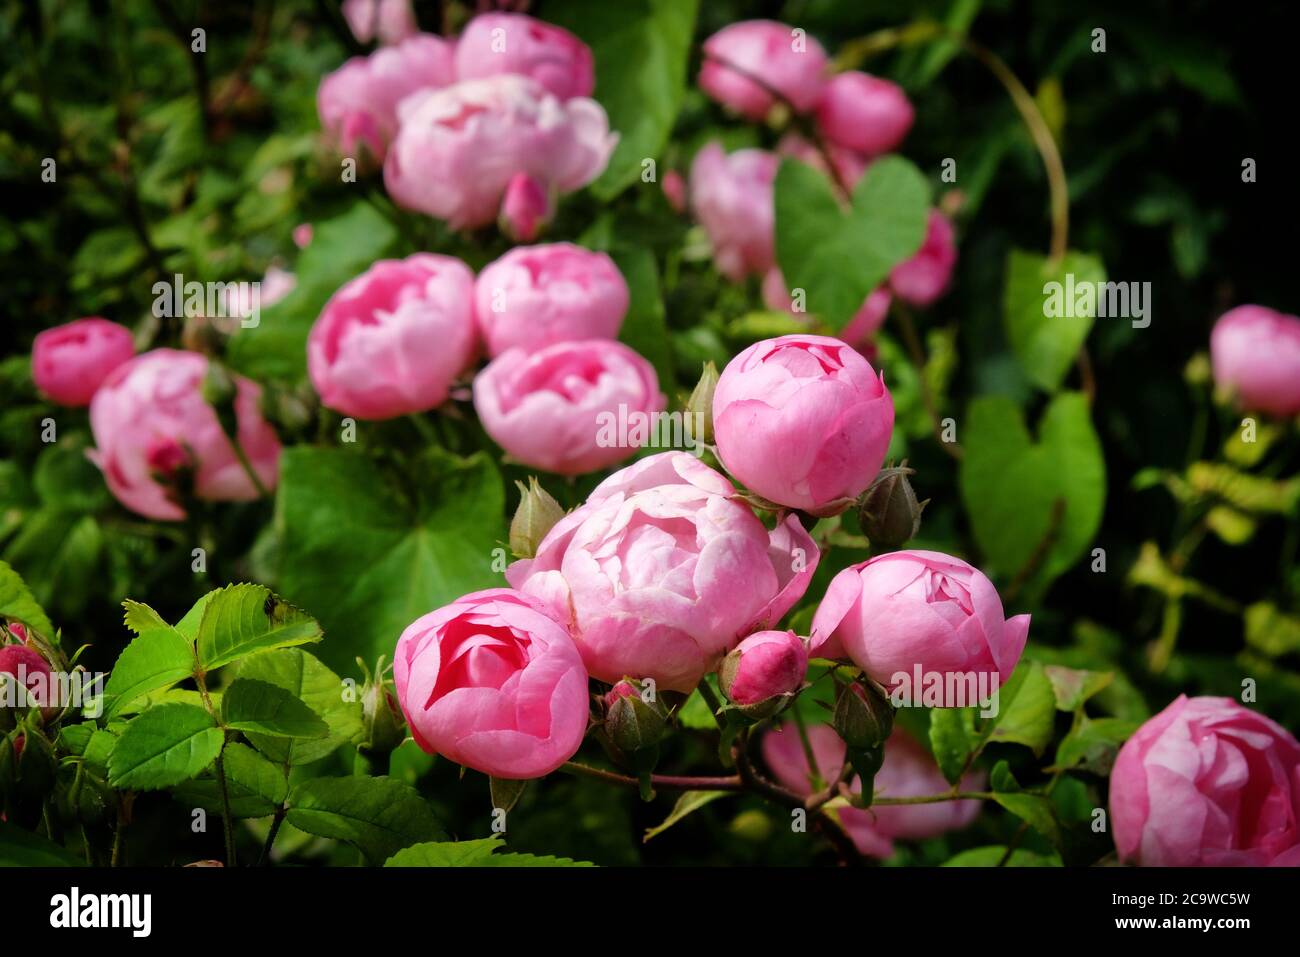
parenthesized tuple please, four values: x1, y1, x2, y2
(833, 680, 894, 751)
(360, 664, 405, 757)
(499, 173, 554, 243)
(0, 645, 52, 713)
(718, 631, 807, 718)
(603, 678, 667, 756)
(858, 463, 926, 549)
(509, 477, 566, 559)
(686, 361, 719, 446)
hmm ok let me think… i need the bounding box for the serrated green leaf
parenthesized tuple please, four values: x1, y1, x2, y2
(985, 661, 1056, 756)
(643, 789, 729, 842)
(929, 707, 975, 785)
(942, 845, 1061, 867)
(1043, 665, 1113, 712)
(384, 835, 595, 867)
(0, 559, 54, 639)
(103, 602, 196, 717)
(195, 584, 321, 671)
(221, 677, 329, 738)
(236, 649, 362, 766)
(173, 742, 288, 818)
(285, 776, 446, 865)
(991, 792, 1060, 844)
(107, 703, 223, 790)
(1054, 716, 1139, 774)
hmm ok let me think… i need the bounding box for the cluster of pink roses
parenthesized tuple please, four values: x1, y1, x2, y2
(318, 9, 613, 240)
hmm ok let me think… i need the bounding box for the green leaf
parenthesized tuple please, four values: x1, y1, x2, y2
(959, 392, 1105, 593)
(0, 559, 54, 638)
(775, 155, 929, 331)
(643, 790, 729, 842)
(384, 835, 595, 867)
(928, 707, 975, 785)
(175, 592, 214, 641)
(985, 661, 1056, 756)
(276, 447, 505, 671)
(172, 742, 288, 818)
(611, 247, 675, 388)
(236, 649, 362, 766)
(1054, 716, 1139, 774)
(1003, 249, 1106, 392)
(1043, 665, 1114, 712)
(991, 792, 1060, 844)
(942, 845, 1061, 867)
(1244, 602, 1300, 658)
(285, 776, 446, 865)
(546, 0, 699, 200)
(195, 584, 321, 672)
(107, 703, 224, 790)
(221, 677, 330, 739)
(103, 602, 196, 718)
(0, 820, 85, 866)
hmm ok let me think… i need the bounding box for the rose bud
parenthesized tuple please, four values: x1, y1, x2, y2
(507, 452, 819, 692)
(761, 269, 891, 349)
(454, 12, 595, 101)
(0, 645, 51, 710)
(712, 335, 895, 514)
(719, 631, 808, 715)
(763, 723, 983, 857)
(685, 361, 719, 446)
(498, 173, 554, 244)
(858, 463, 926, 548)
(473, 339, 665, 476)
(810, 550, 1030, 702)
(359, 669, 405, 757)
(317, 34, 455, 162)
(384, 75, 616, 231)
(699, 20, 828, 120)
(307, 254, 477, 420)
(689, 143, 779, 281)
(833, 680, 894, 751)
(1110, 695, 1300, 866)
(342, 0, 417, 46)
(1209, 305, 1300, 416)
(475, 244, 629, 358)
(392, 589, 589, 780)
(603, 679, 668, 755)
(32, 317, 134, 407)
(509, 477, 566, 560)
(889, 210, 957, 307)
(814, 72, 914, 157)
(88, 350, 281, 521)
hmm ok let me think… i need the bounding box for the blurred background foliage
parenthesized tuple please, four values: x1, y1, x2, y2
(2, 0, 1298, 864)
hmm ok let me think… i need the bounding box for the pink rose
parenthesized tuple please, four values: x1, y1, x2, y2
(761, 270, 891, 349)
(0, 644, 52, 706)
(712, 335, 894, 513)
(498, 172, 554, 243)
(810, 550, 1030, 699)
(700, 20, 828, 119)
(889, 210, 957, 307)
(689, 143, 779, 281)
(308, 254, 477, 420)
(393, 588, 589, 780)
(1110, 695, 1300, 866)
(1210, 305, 1300, 417)
(475, 243, 628, 358)
(720, 630, 808, 705)
(661, 170, 687, 213)
(763, 724, 983, 857)
(342, 0, 418, 46)
(814, 71, 914, 157)
(473, 339, 664, 476)
(384, 75, 615, 231)
(88, 349, 281, 521)
(506, 452, 819, 691)
(317, 34, 455, 161)
(454, 12, 594, 101)
(32, 317, 135, 407)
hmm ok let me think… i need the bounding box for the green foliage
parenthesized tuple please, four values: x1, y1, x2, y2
(385, 835, 595, 867)
(284, 776, 446, 865)
(195, 584, 322, 672)
(106, 703, 224, 790)
(1004, 250, 1107, 392)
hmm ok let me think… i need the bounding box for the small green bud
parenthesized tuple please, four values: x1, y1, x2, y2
(858, 463, 926, 549)
(833, 680, 894, 751)
(686, 361, 719, 446)
(603, 679, 668, 756)
(509, 477, 566, 559)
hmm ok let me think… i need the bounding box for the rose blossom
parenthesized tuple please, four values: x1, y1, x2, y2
(763, 724, 983, 857)
(498, 172, 554, 243)
(1209, 305, 1300, 416)
(454, 12, 594, 101)
(761, 270, 892, 349)
(88, 349, 281, 521)
(814, 71, 914, 157)
(384, 74, 616, 231)
(473, 339, 664, 476)
(317, 34, 455, 161)
(31, 317, 135, 407)
(307, 254, 477, 420)
(720, 630, 808, 705)
(0, 644, 52, 706)
(393, 589, 589, 780)
(712, 335, 894, 513)
(889, 210, 957, 307)
(342, 0, 417, 46)
(699, 20, 828, 119)
(689, 143, 779, 281)
(506, 452, 819, 692)
(475, 243, 628, 358)
(810, 550, 1030, 700)
(1110, 695, 1300, 866)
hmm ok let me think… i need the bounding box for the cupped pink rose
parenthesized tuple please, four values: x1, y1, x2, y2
(722, 630, 808, 705)
(475, 243, 628, 358)
(317, 34, 455, 161)
(763, 724, 983, 857)
(473, 339, 664, 476)
(761, 270, 891, 349)
(689, 143, 779, 282)
(32, 317, 135, 407)
(810, 550, 1030, 700)
(889, 210, 957, 307)
(1210, 305, 1300, 417)
(814, 71, 914, 157)
(342, 0, 418, 46)
(392, 588, 589, 780)
(1110, 695, 1300, 867)
(700, 20, 828, 119)
(308, 254, 477, 420)
(384, 74, 616, 231)
(713, 335, 894, 513)
(506, 452, 819, 692)
(454, 12, 594, 101)
(88, 349, 281, 521)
